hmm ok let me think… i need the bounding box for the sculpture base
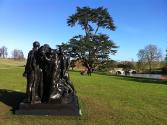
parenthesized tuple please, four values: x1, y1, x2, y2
(15, 95, 81, 116)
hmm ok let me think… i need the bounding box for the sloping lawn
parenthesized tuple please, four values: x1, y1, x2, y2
(0, 64, 167, 125)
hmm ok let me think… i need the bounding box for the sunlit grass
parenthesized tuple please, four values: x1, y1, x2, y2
(0, 60, 167, 125)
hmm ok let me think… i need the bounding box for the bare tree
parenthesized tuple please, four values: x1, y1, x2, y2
(0, 46, 8, 58)
(137, 44, 162, 72)
(12, 49, 24, 60)
(165, 49, 167, 64)
(0, 48, 2, 57)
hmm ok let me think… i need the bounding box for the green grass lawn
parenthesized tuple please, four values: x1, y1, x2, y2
(0, 62, 167, 125)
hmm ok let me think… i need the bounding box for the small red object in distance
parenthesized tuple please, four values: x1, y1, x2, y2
(160, 76, 167, 80)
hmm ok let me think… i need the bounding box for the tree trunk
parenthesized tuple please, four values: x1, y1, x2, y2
(82, 59, 92, 76)
(148, 61, 152, 73)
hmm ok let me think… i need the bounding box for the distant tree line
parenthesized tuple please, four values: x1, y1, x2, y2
(69, 44, 167, 74)
(0, 45, 24, 60)
(69, 59, 136, 72)
(12, 49, 24, 60)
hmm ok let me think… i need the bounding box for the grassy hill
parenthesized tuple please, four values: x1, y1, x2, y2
(0, 60, 167, 125)
(0, 59, 25, 68)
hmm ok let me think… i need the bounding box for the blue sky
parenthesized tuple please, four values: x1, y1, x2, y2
(0, 0, 166, 61)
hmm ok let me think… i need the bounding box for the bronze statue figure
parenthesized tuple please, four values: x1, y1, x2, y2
(23, 41, 42, 104)
(23, 42, 75, 104)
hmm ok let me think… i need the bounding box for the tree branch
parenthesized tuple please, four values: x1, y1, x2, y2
(94, 25, 99, 35)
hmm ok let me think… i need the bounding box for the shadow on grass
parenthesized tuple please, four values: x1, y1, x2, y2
(0, 89, 25, 111)
(69, 70, 80, 73)
(17, 65, 25, 67)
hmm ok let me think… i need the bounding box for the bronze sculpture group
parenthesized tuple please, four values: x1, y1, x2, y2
(23, 41, 75, 104)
